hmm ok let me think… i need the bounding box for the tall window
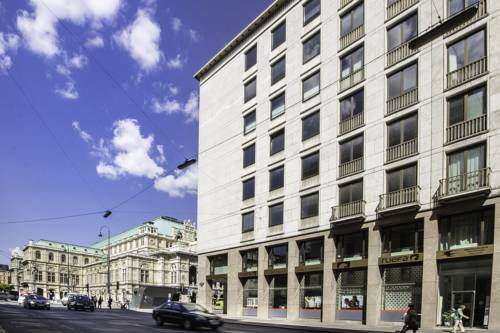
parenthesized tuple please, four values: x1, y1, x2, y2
(244, 111, 256, 135)
(84, 258, 89, 265)
(448, 86, 485, 126)
(242, 250, 259, 272)
(339, 180, 363, 205)
(272, 21, 286, 50)
(439, 209, 493, 251)
(302, 151, 320, 179)
(242, 211, 255, 233)
(336, 230, 368, 261)
(340, 3, 364, 37)
(270, 275, 287, 311)
(302, 111, 320, 141)
(270, 92, 285, 119)
(35, 271, 43, 281)
(299, 239, 323, 265)
(243, 278, 258, 309)
(243, 177, 255, 201)
(448, 30, 485, 73)
(269, 165, 284, 191)
(303, 31, 321, 63)
(269, 203, 284, 227)
(388, 63, 417, 99)
(141, 270, 149, 283)
(387, 164, 417, 192)
(387, 14, 417, 51)
(300, 273, 323, 313)
(35, 251, 41, 259)
(243, 144, 256, 168)
(271, 56, 286, 85)
(301, 192, 319, 219)
(61, 254, 66, 263)
(449, 0, 479, 16)
(447, 145, 485, 193)
(48, 252, 54, 261)
(270, 129, 285, 156)
(388, 114, 417, 148)
(341, 46, 364, 79)
(340, 136, 363, 164)
(268, 245, 287, 269)
(304, 0, 321, 25)
(340, 90, 363, 122)
(303, 71, 320, 100)
(47, 272, 55, 283)
(382, 222, 423, 255)
(245, 45, 257, 71)
(244, 77, 257, 102)
(72, 256, 78, 265)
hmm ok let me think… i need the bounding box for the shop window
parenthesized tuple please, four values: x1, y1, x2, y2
(382, 222, 423, 256)
(242, 249, 258, 272)
(268, 244, 287, 269)
(382, 265, 422, 318)
(336, 270, 366, 319)
(299, 238, 323, 266)
(336, 230, 367, 261)
(243, 278, 258, 313)
(439, 209, 493, 250)
(269, 275, 287, 314)
(300, 272, 322, 319)
(211, 255, 228, 275)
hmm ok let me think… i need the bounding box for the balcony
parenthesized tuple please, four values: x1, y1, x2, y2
(387, 0, 419, 20)
(330, 200, 365, 223)
(339, 67, 364, 92)
(340, 0, 355, 10)
(437, 168, 490, 202)
(387, 42, 418, 67)
(386, 88, 418, 115)
(447, 114, 487, 143)
(378, 186, 420, 215)
(447, 57, 487, 89)
(338, 157, 363, 178)
(445, 0, 487, 37)
(386, 138, 418, 163)
(340, 25, 364, 50)
(339, 112, 364, 136)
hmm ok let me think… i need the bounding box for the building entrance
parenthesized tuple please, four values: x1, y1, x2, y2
(451, 291, 475, 327)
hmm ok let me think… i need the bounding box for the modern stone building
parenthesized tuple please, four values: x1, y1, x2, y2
(195, 0, 500, 330)
(10, 216, 198, 303)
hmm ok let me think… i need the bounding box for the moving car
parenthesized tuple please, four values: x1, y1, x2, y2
(23, 295, 50, 310)
(0, 292, 13, 301)
(18, 294, 27, 305)
(152, 302, 223, 330)
(61, 292, 78, 306)
(67, 295, 95, 311)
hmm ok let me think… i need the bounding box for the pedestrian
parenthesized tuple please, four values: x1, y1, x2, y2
(400, 304, 419, 333)
(92, 296, 97, 308)
(108, 297, 112, 310)
(98, 296, 103, 309)
(453, 304, 470, 333)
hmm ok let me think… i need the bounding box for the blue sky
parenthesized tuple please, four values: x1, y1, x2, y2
(0, 0, 271, 264)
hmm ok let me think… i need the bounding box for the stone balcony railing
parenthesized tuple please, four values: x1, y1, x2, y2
(438, 168, 490, 199)
(445, 0, 487, 37)
(447, 57, 487, 89)
(338, 157, 363, 178)
(387, 41, 418, 67)
(447, 114, 487, 143)
(331, 200, 365, 221)
(339, 112, 364, 136)
(387, 88, 418, 115)
(340, 0, 355, 9)
(340, 25, 364, 50)
(387, 0, 419, 20)
(386, 138, 418, 163)
(339, 67, 364, 92)
(378, 185, 420, 211)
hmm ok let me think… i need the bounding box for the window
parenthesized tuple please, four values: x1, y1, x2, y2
(340, 136, 363, 164)
(448, 86, 485, 126)
(59, 273, 68, 284)
(271, 56, 286, 85)
(336, 230, 368, 261)
(84, 258, 89, 265)
(339, 180, 363, 205)
(48, 252, 54, 261)
(34, 271, 43, 281)
(447, 145, 485, 186)
(140, 270, 149, 283)
(242, 211, 254, 233)
(244, 77, 257, 102)
(269, 203, 284, 227)
(299, 238, 323, 265)
(35, 251, 41, 259)
(268, 244, 287, 269)
(245, 45, 257, 71)
(302, 71, 320, 100)
(301, 192, 319, 219)
(387, 164, 417, 192)
(270, 92, 285, 119)
(242, 250, 259, 272)
(272, 21, 286, 50)
(302, 111, 320, 141)
(270, 129, 285, 155)
(340, 90, 363, 122)
(302, 152, 319, 179)
(388, 14, 418, 51)
(47, 272, 55, 283)
(448, 30, 485, 72)
(300, 273, 323, 313)
(243, 177, 255, 201)
(243, 278, 258, 309)
(270, 275, 287, 310)
(341, 46, 364, 79)
(211, 255, 228, 275)
(303, 31, 321, 63)
(269, 165, 284, 191)
(388, 114, 417, 147)
(243, 144, 256, 168)
(449, 0, 479, 16)
(341, 3, 364, 37)
(388, 63, 417, 99)
(439, 209, 493, 251)
(72, 256, 78, 265)
(382, 222, 423, 255)
(61, 254, 66, 263)
(304, 0, 321, 25)
(244, 111, 256, 135)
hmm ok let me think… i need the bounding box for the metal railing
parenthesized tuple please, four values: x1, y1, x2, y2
(387, 41, 418, 67)
(447, 57, 487, 89)
(446, 0, 487, 37)
(340, 0, 355, 9)
(338, 157, 363, 178)
(446, 114, 487, 143)
(387, 0, 419, 20)
(339, 67, 364, 92)
(378, 185, 420, 211)
(438, 168, 490, 198)
(339, 112, 364, 136)
(387, 88, 418, 115)
(340, 25, 364, 50)
(331, 200, 365, 220)
(386, 138, 418, 162)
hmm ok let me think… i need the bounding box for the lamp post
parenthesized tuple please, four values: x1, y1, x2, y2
(32, 267, 38, 295)
(99, 225, 111, 301)
(62, 246, 71, 293)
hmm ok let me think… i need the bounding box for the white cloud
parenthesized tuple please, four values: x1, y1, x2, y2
(154, 165, 197, 198)
(152, 91, 199, 122)
(68, 53, 88, 68)
(16, 0, 121, 58)
(72, 121, 93, 143)
(166, 53, 185, 69)
(152, 99, 181, 114)
(155, 144, 166, 163)
(183, 92, 199, 122)
(171, 17, 182, 32)
(95, 119, 164, 180)
(55, 64, 71, 76)
(114, 8, 161, 71)
(85, 34, 104, 48)
(9, 247, 23, 257)
(0, 32, 20, 72)
(167, 83, 179, 96)
(188, 28, 199, 42)
(55, 81, 79, 99)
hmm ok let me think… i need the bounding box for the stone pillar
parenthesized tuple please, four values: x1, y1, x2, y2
(488, 203, 500, 329)
(227, 250, 241, 317)
(196, 255, 211, 310)
(258, 245, 269, 319)
(421, 213, 439, 329)
(366, 224, 382, 326)
(287, 239, 300, 320)
(323, 233, 336, 323)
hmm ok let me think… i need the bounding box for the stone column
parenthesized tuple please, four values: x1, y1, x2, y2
(488, 202, 500, 329)
(227, 250, 242, 317)
(366, 224, 382, 326)
(258, 245, 269, 319)
(421, 213, 439, 329)
(196, 255, 211, 310)
(323, 233, 336, 323)
(287, 239, 300, 320)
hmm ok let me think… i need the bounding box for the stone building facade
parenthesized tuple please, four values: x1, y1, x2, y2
(195, 0, 500, 330)
(0, 265, 9, 286)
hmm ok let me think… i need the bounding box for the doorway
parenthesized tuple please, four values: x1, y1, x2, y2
(451, 291, 475, 328)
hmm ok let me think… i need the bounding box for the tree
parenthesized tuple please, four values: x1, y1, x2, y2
(0, 283, 11, 291)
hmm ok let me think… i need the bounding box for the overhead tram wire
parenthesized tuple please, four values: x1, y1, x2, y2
(0, 211, 104, 225)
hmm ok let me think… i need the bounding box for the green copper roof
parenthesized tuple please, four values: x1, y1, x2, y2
(34, 240, 103, 255)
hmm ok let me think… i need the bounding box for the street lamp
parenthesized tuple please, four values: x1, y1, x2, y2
(32, 267, 38, 295)
(62, 246, 71, 294)
(99, 225, 111, 301)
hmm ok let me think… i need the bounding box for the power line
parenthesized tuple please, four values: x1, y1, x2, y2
(0, 211, 103, 225)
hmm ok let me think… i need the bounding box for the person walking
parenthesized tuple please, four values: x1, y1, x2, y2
(453, 304, 470, 333)
(400, 304, 419, 333)
(108, 297, 113, 310)
(97, 296, 102, 309)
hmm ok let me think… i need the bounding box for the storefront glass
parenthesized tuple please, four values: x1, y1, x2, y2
(336, 230, 367, 261)
(268, 244, 287, 269)
(299, 239, 323, 266)
(336, 269, 366, 321)
(211, 280, 226, 314)
(242, 278, 258, 316)
(382, 265, 422, 322)
(242, 250, 258, 272)
(269, 275, 287, 318)
(299, 272, 322, 319)
(382, 222, 423, 256)
(439, 209, 493, 250)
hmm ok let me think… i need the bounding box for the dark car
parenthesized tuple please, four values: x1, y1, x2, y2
(0, 293, 13, 301)
(152, 302, 223, 330)
(67, 295, 95, 311)
(23, 295, 50, 310)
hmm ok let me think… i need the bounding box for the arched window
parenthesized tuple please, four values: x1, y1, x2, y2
(48, 252, 54, 261)
(84, 258, 89, 265)
(72, 256, 78, 265)
(61, 254, 66, 263)
(35, 251, 41, 259)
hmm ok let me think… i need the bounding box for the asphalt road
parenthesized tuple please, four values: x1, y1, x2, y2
(0, 302, 351, 333)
